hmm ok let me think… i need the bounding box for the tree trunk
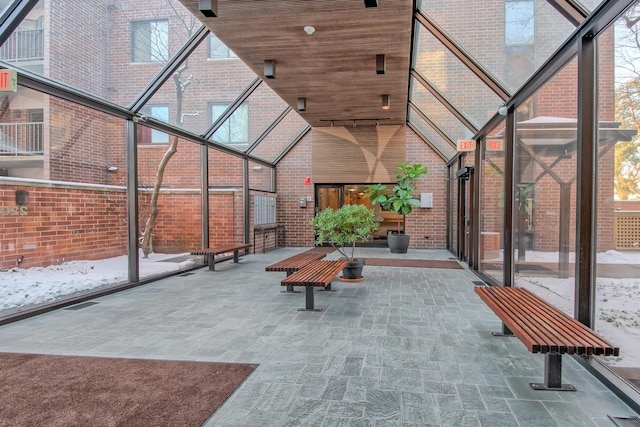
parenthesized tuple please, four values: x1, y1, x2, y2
(140, 134, 179, 258)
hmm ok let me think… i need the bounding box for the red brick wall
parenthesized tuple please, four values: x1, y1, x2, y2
(0, 181, 127, 269)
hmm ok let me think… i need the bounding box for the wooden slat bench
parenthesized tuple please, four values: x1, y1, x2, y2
(191, 243, 252, 271)
(265, 251, 328, 293)
(281, 260, 347, 311)
(475, 285, 619, 391)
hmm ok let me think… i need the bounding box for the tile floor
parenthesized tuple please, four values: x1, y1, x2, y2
(0, 247, 637, 426)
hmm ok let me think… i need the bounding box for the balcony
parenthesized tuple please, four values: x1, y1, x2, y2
(0, 28, 44, 62)
(0, 122, 44, 156)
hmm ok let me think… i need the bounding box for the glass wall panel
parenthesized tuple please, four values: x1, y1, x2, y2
(513, 57, 578, 316)
(408, 107, 457, 161)
(248, 161, 273, 193)
(208, 83, 290, 152)
(412, 23, 503, 127)
(207, 148, 244, 248)
(410, 77, 474, 143)
(137, 130, 203, 274)
(417, 0, 575, 93)
(0, 87, 128, 317)
(595, 8, 640, 387)
(248, 110, 308, 163)
(0, 0, 200, 105)
(479, 122, 506, 283)
(144, 33, 257, 136)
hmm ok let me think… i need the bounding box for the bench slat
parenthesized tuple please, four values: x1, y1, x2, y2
(282, 260, 347, 287)
(266, 252, 326, 272)
(475, 286, 618, 356)
(191, 243, 252, 255)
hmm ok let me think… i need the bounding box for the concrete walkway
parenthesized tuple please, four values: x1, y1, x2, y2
(0, 247, 637, 426)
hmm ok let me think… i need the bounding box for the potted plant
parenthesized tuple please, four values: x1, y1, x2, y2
(310, 204, 379, 280)
(364, 162, 428, 253)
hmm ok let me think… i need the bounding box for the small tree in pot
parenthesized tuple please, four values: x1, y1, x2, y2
(364, 162, 428, 253)
(310, 204, 379, 280)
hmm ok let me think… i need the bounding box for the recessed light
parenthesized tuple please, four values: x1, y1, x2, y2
(304, 26, 315, 35)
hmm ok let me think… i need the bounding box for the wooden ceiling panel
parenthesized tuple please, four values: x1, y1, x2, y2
(179, 0, 413, 127)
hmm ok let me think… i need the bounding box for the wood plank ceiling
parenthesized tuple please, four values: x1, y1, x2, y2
(179, 0, 414, 128)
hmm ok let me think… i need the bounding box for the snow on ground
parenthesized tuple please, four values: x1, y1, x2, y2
(0, 252, 195, 314)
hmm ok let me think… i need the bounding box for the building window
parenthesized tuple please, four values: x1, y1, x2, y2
(138, 105, 169, 144)
(210, 103, 249, 144)
(505, 0, 535, 90)
(132, 20, 169, 63)
(208, 34, 237, 59)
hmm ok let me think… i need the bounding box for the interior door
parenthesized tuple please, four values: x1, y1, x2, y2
(315, 185, 342, 214)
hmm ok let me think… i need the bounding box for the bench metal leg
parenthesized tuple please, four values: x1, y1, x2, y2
(233, 250, 240, 263)
(492, 323, 513, 337)
(530, 353, 576, 391)
(208, 254, 216, 271)
(298, 285, 322, 312)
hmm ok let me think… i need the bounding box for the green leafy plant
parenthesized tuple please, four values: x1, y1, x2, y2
(310, 204, 379, 261)
(364, 162, 428, 232)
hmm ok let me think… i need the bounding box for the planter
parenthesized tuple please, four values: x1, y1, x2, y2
(388, 233, 410, 254)
(342, 258, 365, 279)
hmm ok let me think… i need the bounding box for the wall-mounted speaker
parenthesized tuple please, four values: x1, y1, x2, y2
(364, 0, 378, 7)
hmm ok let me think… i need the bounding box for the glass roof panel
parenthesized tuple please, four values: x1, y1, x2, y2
(0, 0, 16, 17)
(410, 76, 475, 143)
(408, 107, 457, 161)
(413, 24, 503, 128)
(417, 0, 576, 93)
(208, 82, 292, 153)
(0, 0, 203, 106)
(143, 33, 257, 136)
(248, 110, 309, 163)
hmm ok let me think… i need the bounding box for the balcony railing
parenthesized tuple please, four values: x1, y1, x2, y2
(0, 29, 44, 62)
(0, 122, 44, 155)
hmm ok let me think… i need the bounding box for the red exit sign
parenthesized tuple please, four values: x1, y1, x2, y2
(486, 139, 504, 151)
(0, 69, 17, 92)
(457, 139, 476, 152)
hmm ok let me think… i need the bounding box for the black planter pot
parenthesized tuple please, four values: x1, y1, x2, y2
(388, 233, 410, 254)
(343, 258, 365, 279)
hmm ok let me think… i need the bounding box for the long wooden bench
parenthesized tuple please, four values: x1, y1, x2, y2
(191, 243, 252, 271)
(475, 285, 619, 391)
(265, 251, 327, 293)
(281, 260, 347, 311)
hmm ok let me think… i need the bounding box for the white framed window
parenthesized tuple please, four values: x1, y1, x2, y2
(210, 102, 249, 144)
(132, 20, 169, 62)
(138, 105, 169, 144)
(208, 34, 237, 59)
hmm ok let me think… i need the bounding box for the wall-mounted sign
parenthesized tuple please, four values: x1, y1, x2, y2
(457, 139, 476, 152)
(0, 69, 17, 92)
(486, 139, 504, 151)
(1, 205, 27, 216)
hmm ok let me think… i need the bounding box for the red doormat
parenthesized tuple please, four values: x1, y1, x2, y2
(0, 352, 256, 427)
(360, 258, 462, 269)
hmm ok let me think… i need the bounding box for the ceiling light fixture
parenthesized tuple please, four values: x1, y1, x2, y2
(199, 0, 218, 17)
(376, 54, 386, 74)
(381, 94, 390, 110)
(264, 60, 276, 79)
(303, 25, 315, 35)
(297, 97, 306, 111)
